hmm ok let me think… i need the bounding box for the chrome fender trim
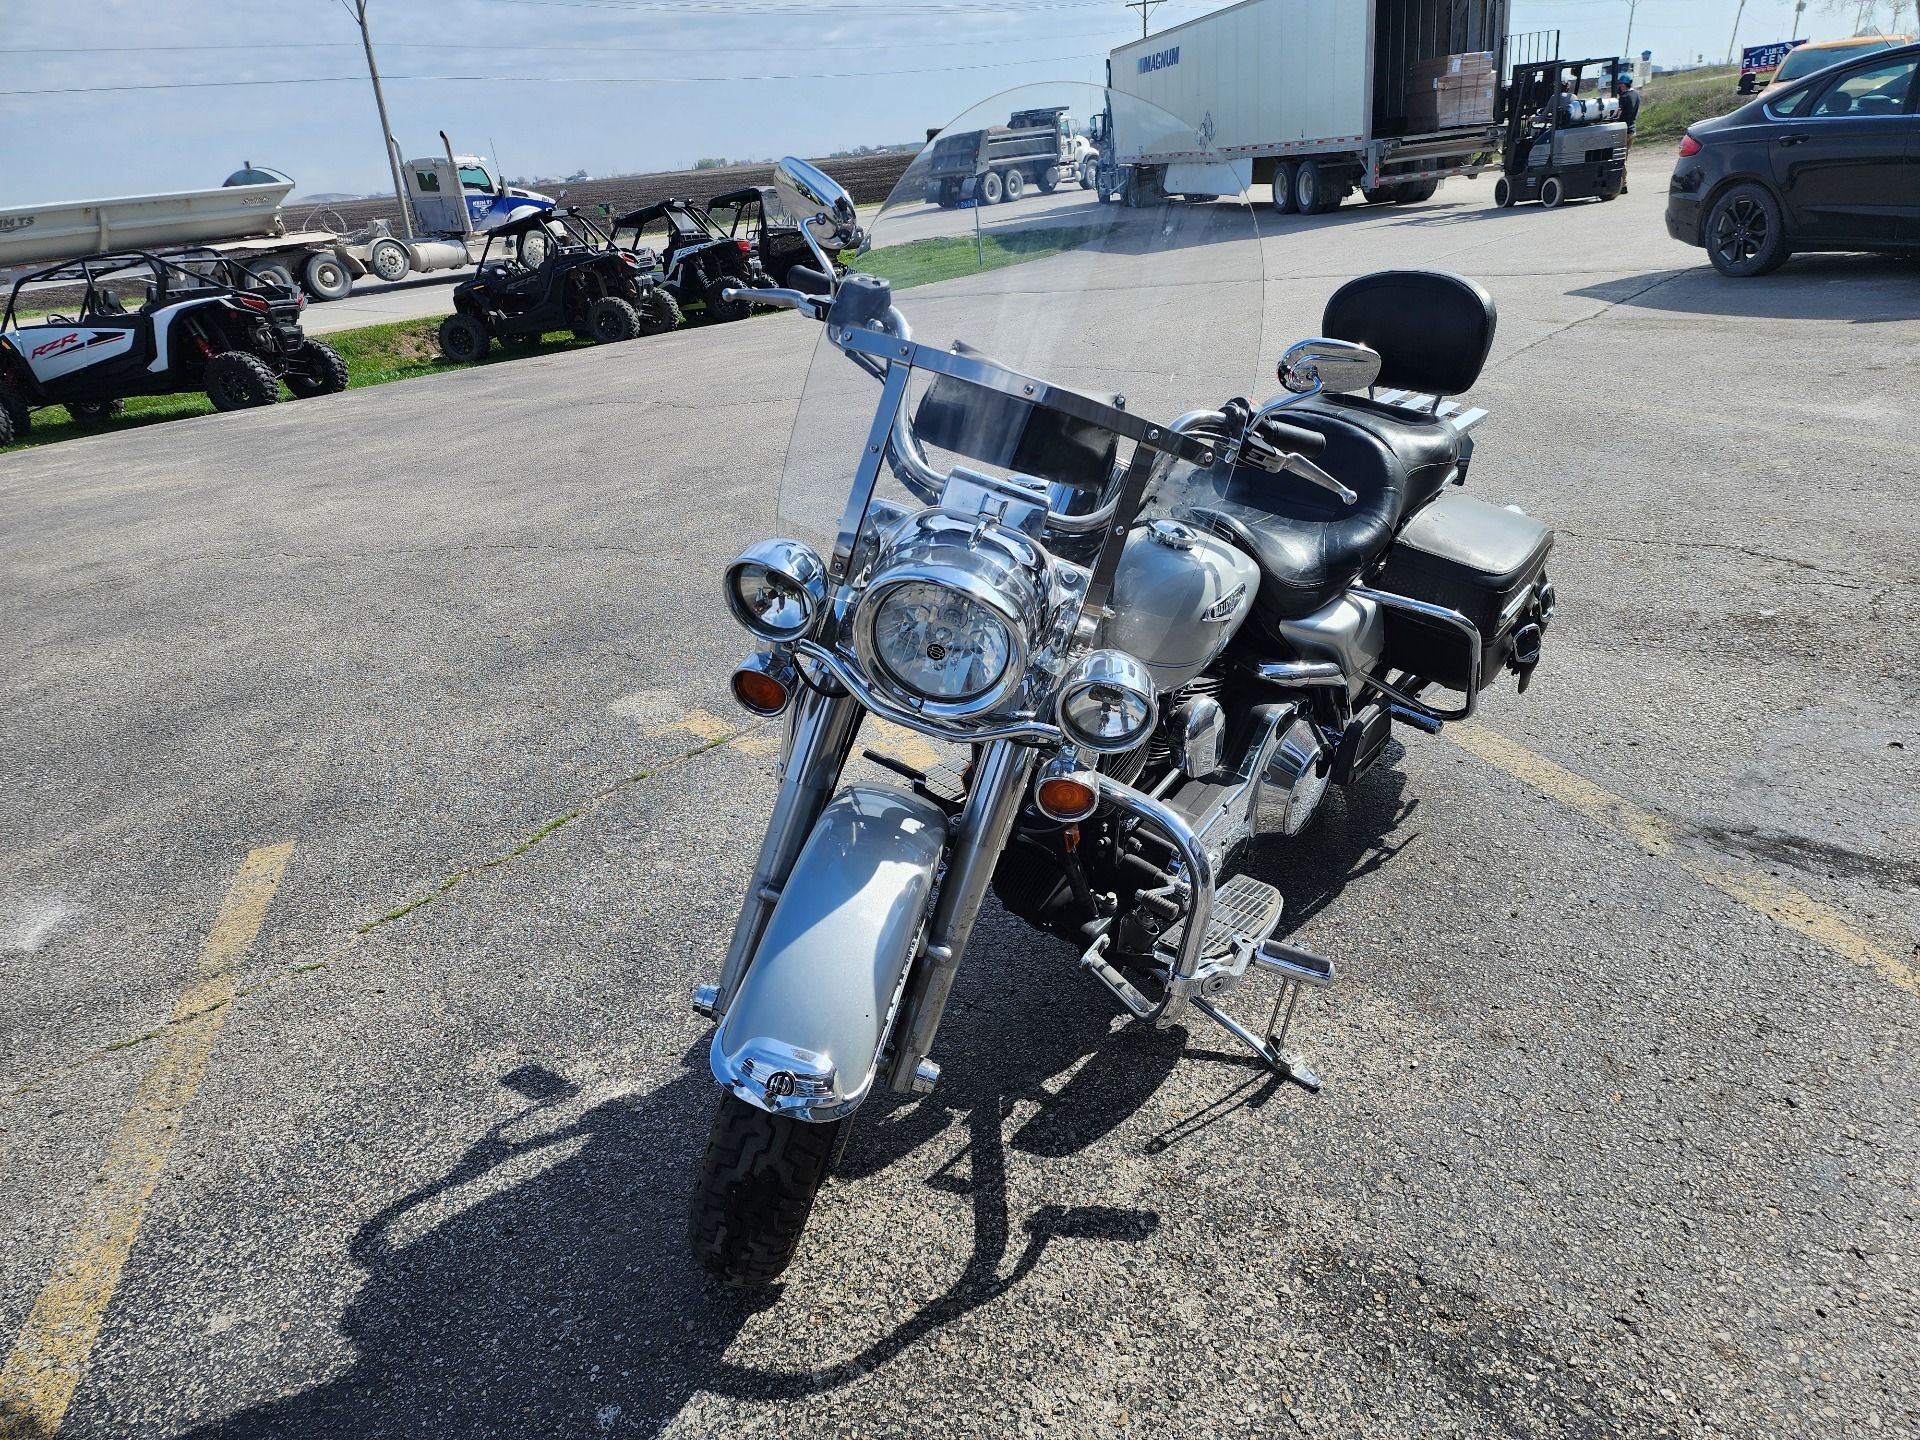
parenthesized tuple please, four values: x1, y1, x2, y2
(710, 784, 948, 1123)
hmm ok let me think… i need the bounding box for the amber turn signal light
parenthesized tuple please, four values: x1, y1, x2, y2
(731, 665, 791, 717)
(1035, 775, 1098, 822)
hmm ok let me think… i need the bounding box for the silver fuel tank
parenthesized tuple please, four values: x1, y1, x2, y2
(1105, 519, 1260, 691)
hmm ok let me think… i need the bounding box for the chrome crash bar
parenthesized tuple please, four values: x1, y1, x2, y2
(1085, 773, 1218, 1028)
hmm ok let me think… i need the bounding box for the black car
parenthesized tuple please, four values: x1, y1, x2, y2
(1667, 41, 1920, 276)
(437, 210, 679, 362)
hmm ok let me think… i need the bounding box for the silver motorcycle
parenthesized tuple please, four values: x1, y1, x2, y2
(687, 85, 1555, 1286)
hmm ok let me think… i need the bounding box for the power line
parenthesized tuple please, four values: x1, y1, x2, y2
(0, 48, 1108, 98)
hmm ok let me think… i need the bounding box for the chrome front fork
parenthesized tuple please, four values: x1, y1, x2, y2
(713, 683, 864, 1011)
(885, 739, 1038, 1093)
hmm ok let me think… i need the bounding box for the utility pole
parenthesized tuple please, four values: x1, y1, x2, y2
(1727, 0, 1747, 63)
(344, 0, 414, 237)
(1622, 0, 1640, 62)
(1126, 0, 1165, 40)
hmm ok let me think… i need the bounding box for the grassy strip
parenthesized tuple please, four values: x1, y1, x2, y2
(5, 315, 613, 453)
(858, 224, 1104, 291)
(1637, 66, 1748, 143)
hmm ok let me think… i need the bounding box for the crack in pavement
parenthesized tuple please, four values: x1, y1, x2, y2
(1488, 269, 1691, 372)
(1, 718, 772, 1104)
(1553, 526, 1904, 590)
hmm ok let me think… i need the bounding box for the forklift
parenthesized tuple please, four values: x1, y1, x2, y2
(1494, 55, 1629, 209)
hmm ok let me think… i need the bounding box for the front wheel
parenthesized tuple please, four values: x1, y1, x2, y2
(1493, 175, 1515, 209)
(367, 237, 410, 283)
(437, 311, 491, 362)
(1705, 182, 1789, 277)
(688, 1090, 845, 1287)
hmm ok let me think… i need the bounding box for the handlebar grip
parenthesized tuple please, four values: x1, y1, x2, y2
(789, 266, 833, 296)
(1258, 417, 1327, 460)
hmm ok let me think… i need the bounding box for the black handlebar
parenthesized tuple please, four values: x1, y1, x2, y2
(1257, 416, 1327, 460)
(789, 266, 834, 296)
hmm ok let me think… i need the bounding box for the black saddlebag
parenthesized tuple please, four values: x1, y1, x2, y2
(1374, 491, 1554, 693)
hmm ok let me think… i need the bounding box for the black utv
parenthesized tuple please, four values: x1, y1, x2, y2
(0, 250, 347, 444)
(436, 209, 680, 362)
(704, 185, 839, 290)
(607, 198, 769, 324)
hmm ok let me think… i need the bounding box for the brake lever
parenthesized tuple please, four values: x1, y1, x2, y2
(1238, 430, 1359, 505)
(720, 285, 829, 320)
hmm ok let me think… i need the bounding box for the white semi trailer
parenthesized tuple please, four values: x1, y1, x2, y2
(1096, 0, 1510, 213)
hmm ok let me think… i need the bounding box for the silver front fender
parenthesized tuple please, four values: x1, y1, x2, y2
(710, 784, 948, 1122)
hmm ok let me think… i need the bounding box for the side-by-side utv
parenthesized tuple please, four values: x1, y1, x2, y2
(1494, 56, 1628, 209)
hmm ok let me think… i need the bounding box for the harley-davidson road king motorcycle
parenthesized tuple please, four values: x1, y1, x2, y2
(686, 84, 1556, 1285)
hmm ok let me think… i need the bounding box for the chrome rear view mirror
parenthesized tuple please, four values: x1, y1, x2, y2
(774, 157, 861, 251)
(1279, 338, 1382, 395)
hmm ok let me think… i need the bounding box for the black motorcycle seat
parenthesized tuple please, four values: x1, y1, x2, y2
(1184, 398, 1463, 623)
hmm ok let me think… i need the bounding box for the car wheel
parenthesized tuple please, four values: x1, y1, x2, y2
(202, 351, 282, 411)
(302, 252, 354, 301)
(636, 287, 681, 336)
(0, 381, 30, 437)
(285, 340, 350, 398)
(979, 170, 1004, 205)
(66, 398, 125, 423)
(1493, 175, 1515, 209)
(588, 296, 642, 343)
(1705, 183, 1789, 277)
(437, 312, 491, 362)
(1003, 168, 1025, 202)
(368, 238, 411, 283)
(702, 277, 750, 324)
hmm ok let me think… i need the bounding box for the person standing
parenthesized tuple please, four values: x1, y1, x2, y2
(1616, 73, 1641, 193)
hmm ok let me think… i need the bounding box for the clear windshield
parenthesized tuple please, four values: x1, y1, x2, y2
(776, 81, 1267, 558)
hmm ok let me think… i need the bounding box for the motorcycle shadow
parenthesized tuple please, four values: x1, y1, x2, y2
(190, 767, 1418, 1438)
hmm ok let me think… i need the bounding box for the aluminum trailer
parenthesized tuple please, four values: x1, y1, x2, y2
(1098, 0, 1510, 213)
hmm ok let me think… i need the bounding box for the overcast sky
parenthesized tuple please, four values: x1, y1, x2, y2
(0, 0, 1900, 201)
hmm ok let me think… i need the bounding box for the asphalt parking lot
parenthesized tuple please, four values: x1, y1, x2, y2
(2, 147, 1917, 1439)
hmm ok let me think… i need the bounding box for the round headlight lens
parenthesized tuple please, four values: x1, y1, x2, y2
(869, 580, 1013, 702)
(724, 539, 825, 641)
(1059, 650, 1158, 752)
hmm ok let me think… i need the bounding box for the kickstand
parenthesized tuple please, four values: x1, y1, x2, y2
(1190, 984, 1322, 1094)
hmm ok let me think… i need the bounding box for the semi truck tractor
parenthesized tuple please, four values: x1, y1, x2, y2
(924, 105, 1075, 207)
(1094, 0, 1510, 213)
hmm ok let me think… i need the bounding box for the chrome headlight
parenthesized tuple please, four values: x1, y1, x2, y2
(851, 512, 1050, 719)
(725, 539, 826, 642)
(1058, 650, 1157, 753)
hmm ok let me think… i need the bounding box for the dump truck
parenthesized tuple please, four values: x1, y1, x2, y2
(1093, 0, 1511, 213)
(923, 106, 1075, 207)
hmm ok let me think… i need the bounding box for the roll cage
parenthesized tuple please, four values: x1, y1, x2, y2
(3, 250, 282, 330)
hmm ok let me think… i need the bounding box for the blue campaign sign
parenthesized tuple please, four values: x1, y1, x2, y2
(1742, 39, 1806, 75)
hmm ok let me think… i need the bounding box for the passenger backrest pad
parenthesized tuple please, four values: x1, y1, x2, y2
(1322, 270, 1497, 397)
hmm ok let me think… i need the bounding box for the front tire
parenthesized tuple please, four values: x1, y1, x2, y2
(286, 339, 349, 397)
(688, 1091, 844, 1287)
(203, 351, 281, 411)
(1705, 182, 1788, 277)
(1493, 175, 1515, 208)
(437, 311, 491, 362)
(368, 237, 411, 283)
(587, 295, 642, 343)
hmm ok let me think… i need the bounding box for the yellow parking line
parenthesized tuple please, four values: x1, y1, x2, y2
(1451, 726, 1916, 999)
(0, 842, 294, 1439)
(864, 719, 947, 774)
